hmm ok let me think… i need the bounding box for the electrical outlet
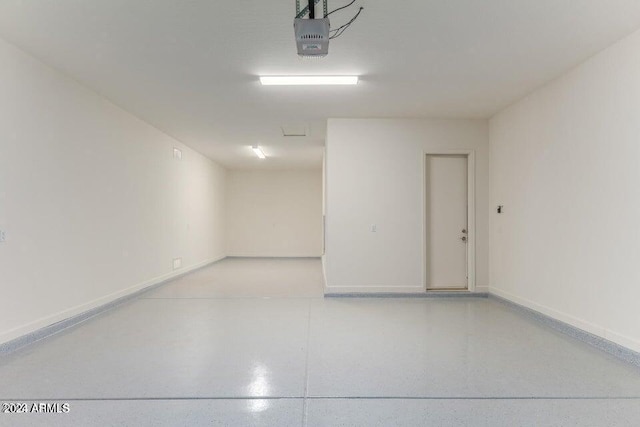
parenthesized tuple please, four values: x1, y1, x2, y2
(371, 224, 377, 233)
(0, 230, 5, 242)
(173, 258, 182, 270)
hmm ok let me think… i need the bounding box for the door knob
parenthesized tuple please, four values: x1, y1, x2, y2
(461, 236, 467, 242)
(462, 229, 467, 234)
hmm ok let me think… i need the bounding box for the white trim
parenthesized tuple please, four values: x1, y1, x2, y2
(321, 255, 328, 291)
(226, 254, 321, 258)
(322, 146, 327, 256)
(423, 150, 476, 292)
(325, 286, 426, 294)
(0, 255, 226, 346)
(489, 287, 640, 353)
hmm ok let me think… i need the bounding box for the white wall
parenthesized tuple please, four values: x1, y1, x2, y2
(226, 170, 322, 257)
(490, 29, 640, 352)
(0, 38, 227, 345)
(325, 119, 489, 293)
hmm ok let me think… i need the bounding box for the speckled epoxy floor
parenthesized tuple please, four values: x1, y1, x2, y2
(1, 258, 639, 426)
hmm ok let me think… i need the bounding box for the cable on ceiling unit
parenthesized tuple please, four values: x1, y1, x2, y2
(325, 0, 356, 17)
(329, 6, 363, 39)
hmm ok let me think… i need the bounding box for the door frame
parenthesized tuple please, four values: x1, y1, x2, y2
(423, 150, 476, 292)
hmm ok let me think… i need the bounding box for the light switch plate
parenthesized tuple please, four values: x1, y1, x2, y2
(173, 147, 183, 160)
(0, 230, 5, 242)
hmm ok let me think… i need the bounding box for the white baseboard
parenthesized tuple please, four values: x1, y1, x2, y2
(0, 255, 226, 347)
(325, 286, 426, 294)
(325, 286, 490, 295)
(226, 254, 322, 258)
(489, 286, 640, 353)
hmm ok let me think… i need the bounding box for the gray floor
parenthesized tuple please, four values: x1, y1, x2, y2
(1, 258, 639, 426)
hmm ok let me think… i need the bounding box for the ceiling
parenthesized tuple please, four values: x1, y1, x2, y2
(1, 1, 640, 170)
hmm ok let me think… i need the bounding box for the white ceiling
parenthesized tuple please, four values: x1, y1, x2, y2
(1, 1, 640, 170)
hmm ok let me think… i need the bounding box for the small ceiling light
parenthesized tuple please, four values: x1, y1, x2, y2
(259, 76, 359, 86)
(252, 146, 267, 159)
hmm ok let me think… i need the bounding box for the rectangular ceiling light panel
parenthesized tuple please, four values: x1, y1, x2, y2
(259, 76, 358, 86)
(252, 146, 267, 159)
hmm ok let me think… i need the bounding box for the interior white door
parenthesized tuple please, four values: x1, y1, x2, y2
(425, 155, 468, 290)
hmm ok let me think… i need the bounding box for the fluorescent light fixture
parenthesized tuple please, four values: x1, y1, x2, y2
(259, 76, 358, 86)
(252, 146, 266, 159)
